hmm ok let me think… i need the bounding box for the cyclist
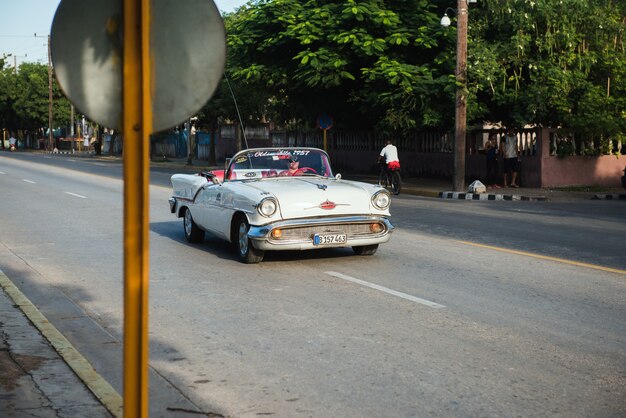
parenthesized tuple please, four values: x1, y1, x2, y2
(377, 139, 401, 194)
(378, 139, 400, 174)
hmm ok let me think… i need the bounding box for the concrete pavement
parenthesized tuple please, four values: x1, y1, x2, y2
(1, 150, 624, 417)
(0, 269, 117, 417)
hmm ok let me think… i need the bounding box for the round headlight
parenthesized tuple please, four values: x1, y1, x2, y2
(372, 191, 391, 210)
(258, 198, 278, 217)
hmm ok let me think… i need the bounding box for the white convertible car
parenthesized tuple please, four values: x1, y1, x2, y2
(169, 147, 394, 263)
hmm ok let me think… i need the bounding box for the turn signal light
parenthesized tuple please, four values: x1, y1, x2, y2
(271, 229, 283, 239)
(370, 223, 383, 233)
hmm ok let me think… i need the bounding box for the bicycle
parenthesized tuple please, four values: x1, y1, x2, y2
(378, 162, 401, 195)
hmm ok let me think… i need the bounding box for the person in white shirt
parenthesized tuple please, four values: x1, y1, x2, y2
(378, 139, 400, 171)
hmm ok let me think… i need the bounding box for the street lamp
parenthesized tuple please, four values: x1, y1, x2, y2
(440, 8, 453, 27)
(442, 0, 474, 191)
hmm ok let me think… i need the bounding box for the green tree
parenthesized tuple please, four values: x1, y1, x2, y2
(469, 0, 626, 145)
(225, 0, 454, 132)
(0, 61, 71, 137)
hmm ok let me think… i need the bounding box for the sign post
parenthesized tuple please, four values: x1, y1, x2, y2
(316, 113, 333, 152)
(121, 0, 151, 415)
(50, 0, 226, 416)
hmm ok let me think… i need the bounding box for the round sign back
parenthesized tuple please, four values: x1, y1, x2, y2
(51, 0, 226, 132)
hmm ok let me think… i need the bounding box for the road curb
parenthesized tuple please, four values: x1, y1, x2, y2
(439, 191, 547, 201)
(592, 193, 626, 200)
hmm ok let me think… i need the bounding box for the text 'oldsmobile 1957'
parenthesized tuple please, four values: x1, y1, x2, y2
(169, 147, 394, 263)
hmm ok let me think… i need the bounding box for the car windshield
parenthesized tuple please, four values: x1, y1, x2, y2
(226, 149, 333, 181)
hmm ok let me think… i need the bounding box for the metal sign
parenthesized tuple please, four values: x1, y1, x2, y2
(51, 0, 226, 132)
(317, 113, 333, 130)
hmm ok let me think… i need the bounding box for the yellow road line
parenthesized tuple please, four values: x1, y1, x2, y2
(0, 269, 123, 417)
(456, 241, 626, 276)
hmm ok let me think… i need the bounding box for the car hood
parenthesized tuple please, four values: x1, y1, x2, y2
(241, 177, 383, 218)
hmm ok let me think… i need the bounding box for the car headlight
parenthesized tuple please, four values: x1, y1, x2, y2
(372, 190, 391, 210)
(257, 197, 278, 217)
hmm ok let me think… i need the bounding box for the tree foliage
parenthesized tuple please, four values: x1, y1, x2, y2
(2, 1, 625, 144)
(223, 0, 453, 132)
(220, 0, 625, 141)
(0, 60, 71, 136)
(469, 0, 626, 141)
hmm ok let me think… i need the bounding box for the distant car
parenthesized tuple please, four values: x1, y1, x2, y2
(169, 147, 394, 263)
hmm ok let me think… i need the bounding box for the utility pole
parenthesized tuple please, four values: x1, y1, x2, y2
(70, 105, 75, 152)
(35, 33, 54, 151)
(3, 53, 27, 74)
(452, 0, 468, 192)
(48, 35, 53, 152)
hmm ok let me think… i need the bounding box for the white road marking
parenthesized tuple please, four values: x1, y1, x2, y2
(0, 171, 5, 174)
(22, 179, 36, 184)
(325, 271, 445, 309)
(64, 192, 87, 199)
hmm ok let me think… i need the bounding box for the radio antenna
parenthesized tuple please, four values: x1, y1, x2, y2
(224, 75, 248, 149)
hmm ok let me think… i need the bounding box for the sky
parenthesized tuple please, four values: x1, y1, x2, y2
(0, 0, 248, 67)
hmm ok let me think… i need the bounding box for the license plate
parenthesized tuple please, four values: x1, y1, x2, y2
(313, 233, 347, 245)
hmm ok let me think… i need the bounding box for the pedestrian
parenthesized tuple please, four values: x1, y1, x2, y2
(485, 133, 499, 188)
(500, 127, 519, 188)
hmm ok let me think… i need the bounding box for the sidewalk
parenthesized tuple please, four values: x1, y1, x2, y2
(0, 269, 115, 417)
(339, 173, 625, 202)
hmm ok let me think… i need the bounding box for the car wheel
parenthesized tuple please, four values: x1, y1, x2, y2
(236, 216, 264, 264)
(183, 208, 204, 243)
(352, 244, 378, 256)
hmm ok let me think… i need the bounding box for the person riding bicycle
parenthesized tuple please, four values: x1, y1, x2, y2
(378, 139, 400, 173)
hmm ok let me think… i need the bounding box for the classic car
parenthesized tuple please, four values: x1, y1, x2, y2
(169, 147, 394, 263)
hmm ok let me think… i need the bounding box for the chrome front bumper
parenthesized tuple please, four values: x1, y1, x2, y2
(247, 216, 394, 251)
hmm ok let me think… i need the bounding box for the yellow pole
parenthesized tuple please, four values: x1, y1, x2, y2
(123, 0, 152, 416)
(323, 128, 327, 152)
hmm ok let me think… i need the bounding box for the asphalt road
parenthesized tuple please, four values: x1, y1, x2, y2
(1, 152, 624, 417)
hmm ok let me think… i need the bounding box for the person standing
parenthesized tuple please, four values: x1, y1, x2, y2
(485, 133, 499, 188)
(500, 128, 519, 187)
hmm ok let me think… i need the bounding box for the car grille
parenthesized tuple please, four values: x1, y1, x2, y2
(270, 222, 386, 242)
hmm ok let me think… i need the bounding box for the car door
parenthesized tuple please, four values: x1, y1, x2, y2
(193, 183, 222, 235)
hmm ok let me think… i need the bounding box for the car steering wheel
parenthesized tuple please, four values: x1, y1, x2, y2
(294, 167, 317, 175)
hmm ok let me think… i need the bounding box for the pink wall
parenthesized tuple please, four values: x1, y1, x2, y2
(541, 155, 626, 188)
